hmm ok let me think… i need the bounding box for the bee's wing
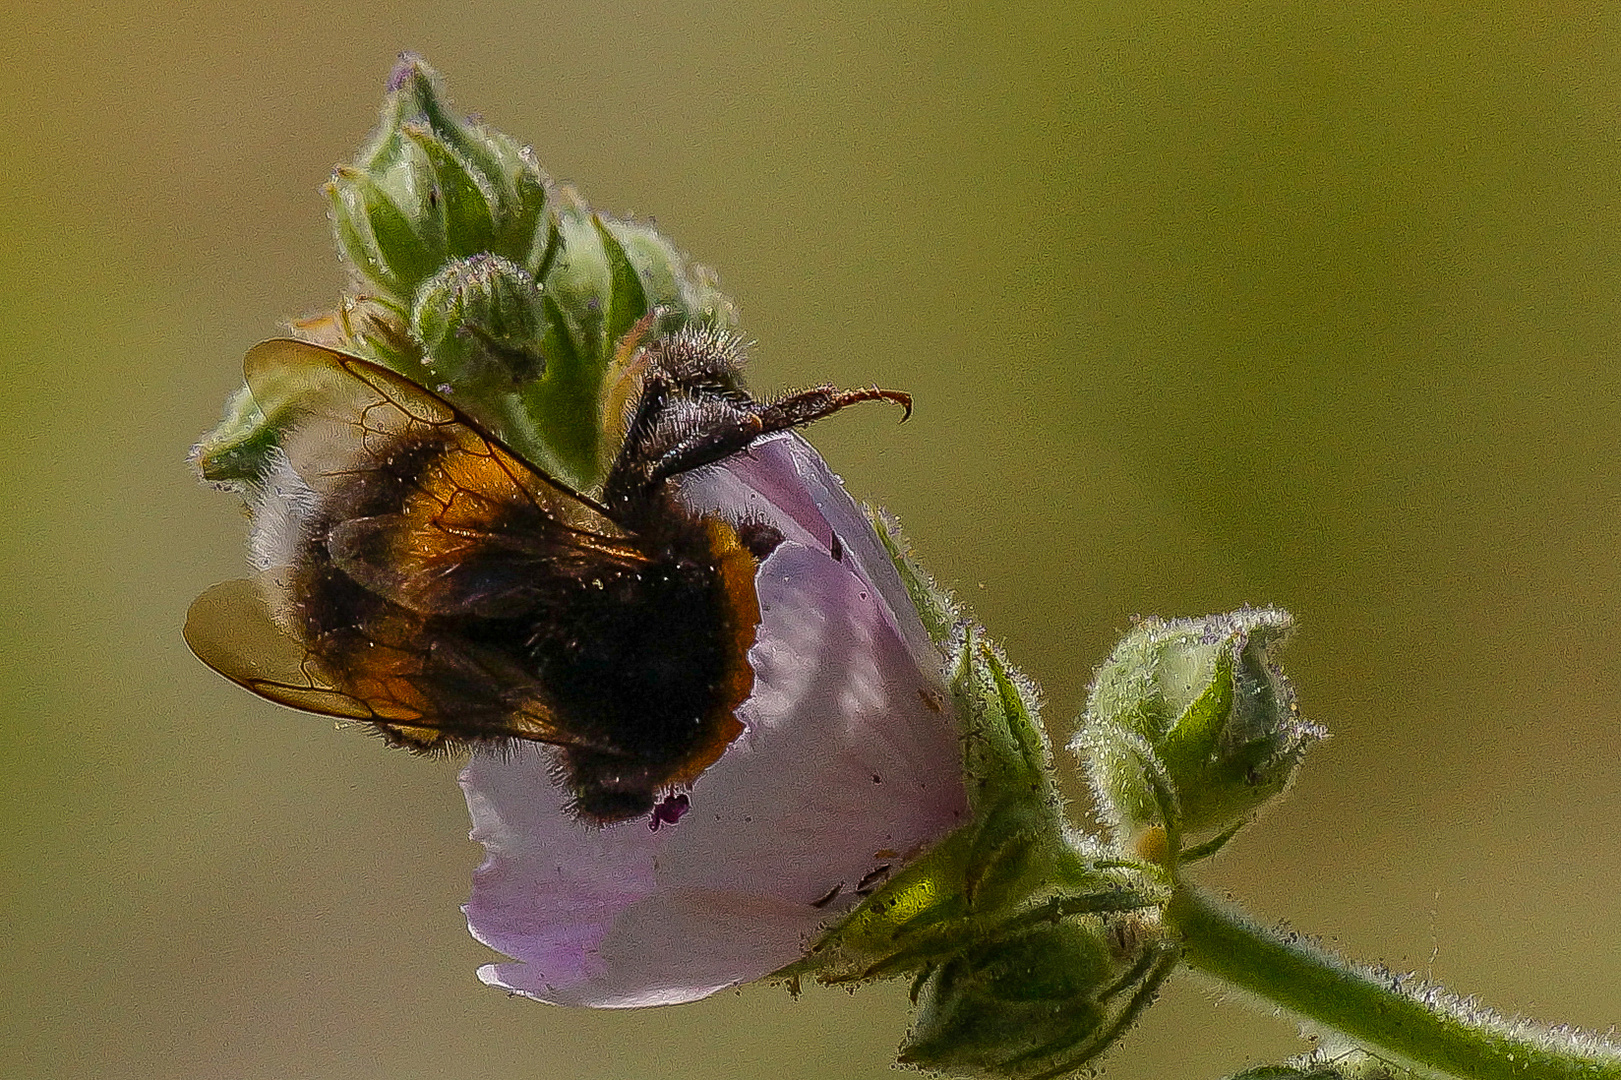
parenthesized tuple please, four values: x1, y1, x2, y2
(323, 512, 649, 619)
(244, 337, 620, 531)
(246, 338, 646, 617)
(185, 577, 380, 720)
(185, 577, 578, 751)
(187, 339, 636, 752)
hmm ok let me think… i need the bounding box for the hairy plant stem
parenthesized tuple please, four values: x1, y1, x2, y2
(1167, 882, 1621, 1080)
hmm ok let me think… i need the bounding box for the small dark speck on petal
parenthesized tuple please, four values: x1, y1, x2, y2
(856, 865, 892, 893)
(648, 792, 691, 831)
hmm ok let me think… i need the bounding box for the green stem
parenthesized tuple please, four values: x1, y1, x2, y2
(1167, 882, 1621, 1080)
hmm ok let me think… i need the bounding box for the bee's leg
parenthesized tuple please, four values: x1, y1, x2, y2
(609, 384, 912, 509)
(755, 384, 913, 427)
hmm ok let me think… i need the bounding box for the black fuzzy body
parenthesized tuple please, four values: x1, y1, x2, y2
(289, 424, 751, 823)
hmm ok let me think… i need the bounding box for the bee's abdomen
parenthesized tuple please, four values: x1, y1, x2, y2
(285, 425, 760, 821)
(505, 518, 759, 820)
(526, 560, 732, 753)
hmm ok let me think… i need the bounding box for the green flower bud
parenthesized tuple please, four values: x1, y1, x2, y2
(611, 217, 738, 329)
(327, 53, 551, 309)
(202, 56, 746, 496)
(316, 60, 742, 491)
(900, 915, 1178, 1080)
(1073, 609, 1324, 866)
(410, 254, 547, 389)
(190, 352, 344, 488)
(191, 385, 272, 487)
(488, 204, 739, 490)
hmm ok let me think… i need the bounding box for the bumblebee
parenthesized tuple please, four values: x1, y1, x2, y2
(186, 329, 909, 823)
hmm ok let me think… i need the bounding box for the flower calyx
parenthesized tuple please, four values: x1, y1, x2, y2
(782, 521, 1180, 1079)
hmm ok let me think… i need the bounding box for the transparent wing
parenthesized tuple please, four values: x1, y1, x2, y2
(188, 339, 650, 753)
(185, 577, 399, 722)
(185, 577, 584, 752)
(245, 338, 624, 534)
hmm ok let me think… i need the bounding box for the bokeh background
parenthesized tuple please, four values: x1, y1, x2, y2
(6, 3, 1621, 1078)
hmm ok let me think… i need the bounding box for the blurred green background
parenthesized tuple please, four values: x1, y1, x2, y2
(5, 2, 1620, 1078)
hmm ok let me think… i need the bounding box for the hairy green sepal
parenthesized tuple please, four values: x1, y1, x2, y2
(780, 516, 1178, 1079)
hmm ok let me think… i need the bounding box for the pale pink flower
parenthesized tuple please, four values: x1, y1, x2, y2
(461, 431, 968, 1006)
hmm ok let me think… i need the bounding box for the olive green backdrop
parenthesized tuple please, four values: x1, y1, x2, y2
(5, 2, 1619, 1078)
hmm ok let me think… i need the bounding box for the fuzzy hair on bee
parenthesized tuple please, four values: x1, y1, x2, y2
(187, 330, 910, 823)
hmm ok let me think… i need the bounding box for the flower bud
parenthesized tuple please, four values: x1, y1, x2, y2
(901, 915, 1177, 1080)
(327, 54, 549, 306)
(203, 58, 746, 496)
(1073, 609, 1323, 865)
(542, 199, 740, 352)
(190, 352, 336, 489)
(410, 253, 547, 388)
(191, 386, 271, 487)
